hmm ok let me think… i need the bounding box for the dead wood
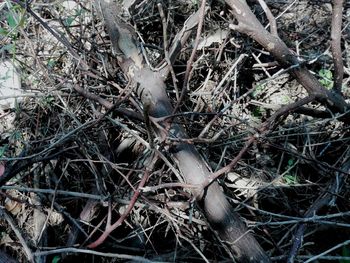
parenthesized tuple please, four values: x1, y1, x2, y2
(331, 0, 345, 93)
(2, 0, 348, 262)
(287, 157, 350, 262)
(94, 0, 271, 261)
(225, 0, 349, 115)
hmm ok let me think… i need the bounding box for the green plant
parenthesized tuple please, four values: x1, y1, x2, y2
(283, 158, 298, 185)
(38, 95, 55, 111)
(4, 3, 26, 38)
(252, 84, 264, 98)
(318, 68, 333, 90)
(282, 95, 291, 104)
(47, 59, 56, 69)
(0, 2, 26, 60)
(252, 106, 265, 117)
(52, 256, 61, 263)
(10, 131, 22, 143)
(64, 7, 85, 26)
(191, 0, 200, 8)
(0, 146, 7, 158)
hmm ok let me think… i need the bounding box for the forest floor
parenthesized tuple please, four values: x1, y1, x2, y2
(0, 0, 350, 262)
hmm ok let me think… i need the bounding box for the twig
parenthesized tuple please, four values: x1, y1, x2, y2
(72, 82, 144, 120)
(73, 84, 113, 109)
(107, 116, 150, 148)
(226, 0, 349, 115)
(11, 0, 111, 86)
(236, 202, 350, 222)
(172, 0, 207, 114)
(0, 207, 34, 263)
(331, 0, 345, 93)
(272, 255, 350, 261)
(167, 9, 205, 69)
(157, 3, 179, 99)
(287, 157, 350, 262)
(33, 247, 158, 263)
(212, 54, 247, 95)
(0, 186, 106, 200)
(0, 146, 77, 187)
(0, 120, 94, 162)
(200, 95, 316, 192)
(97, 1, 271, 260)
(179, 234, 210, 263)
(141, 182, 197, 192)
(257, 0, 278, 36)
(87, 152, 158, 248)
(304, 239, 350, 263)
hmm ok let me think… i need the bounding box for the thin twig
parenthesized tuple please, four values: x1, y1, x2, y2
(172, 0, 207, 114)
(33, 247, 158, 263)
(0, 207, 34, 263)
(287, 158, 350, 262)
(87, 152, 158, 248)
(257, 0, 278, 36)
(0, 186, 106, 200)
(157, 3, 179, 99)
(304, 239, 350, 263)
(199, 96, 317, 193)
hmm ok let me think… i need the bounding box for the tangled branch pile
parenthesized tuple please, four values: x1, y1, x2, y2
(0, 0, 349, 262)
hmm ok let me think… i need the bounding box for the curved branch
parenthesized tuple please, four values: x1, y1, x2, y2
(94, 0, 271, 261)
(225, 0, 349, 115)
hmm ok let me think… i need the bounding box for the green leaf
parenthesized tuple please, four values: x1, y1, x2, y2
(252, 106, 265, 117)
(47, 59, 56, 68)
(52, 256, 61, 263)
(6, 12, 19, 29)
(10, 131, 22, 142)
(282, 95, 291, 104)
(65, 16, 75, 26)
(284, 174, 298, 185)
(252, 85, 264, 98)
(318, 69, 333, 90)
(319, 69, 332, 79)
(0, 146, 6, 158)
(0, 28, 9, 36)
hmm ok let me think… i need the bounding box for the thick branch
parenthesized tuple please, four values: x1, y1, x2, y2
(331, 0, 345, 93)
(225, 0, 349, 114)
(95, 1, 271, 261)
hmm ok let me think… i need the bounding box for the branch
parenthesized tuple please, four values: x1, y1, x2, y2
(331, 0, 345, 93)
(95, 1, 271, 261)
(87, 153, 157, 248)
(287, 157, 350, 262)
(225, 0, 349, 115)
(173, 0, 207, 114)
